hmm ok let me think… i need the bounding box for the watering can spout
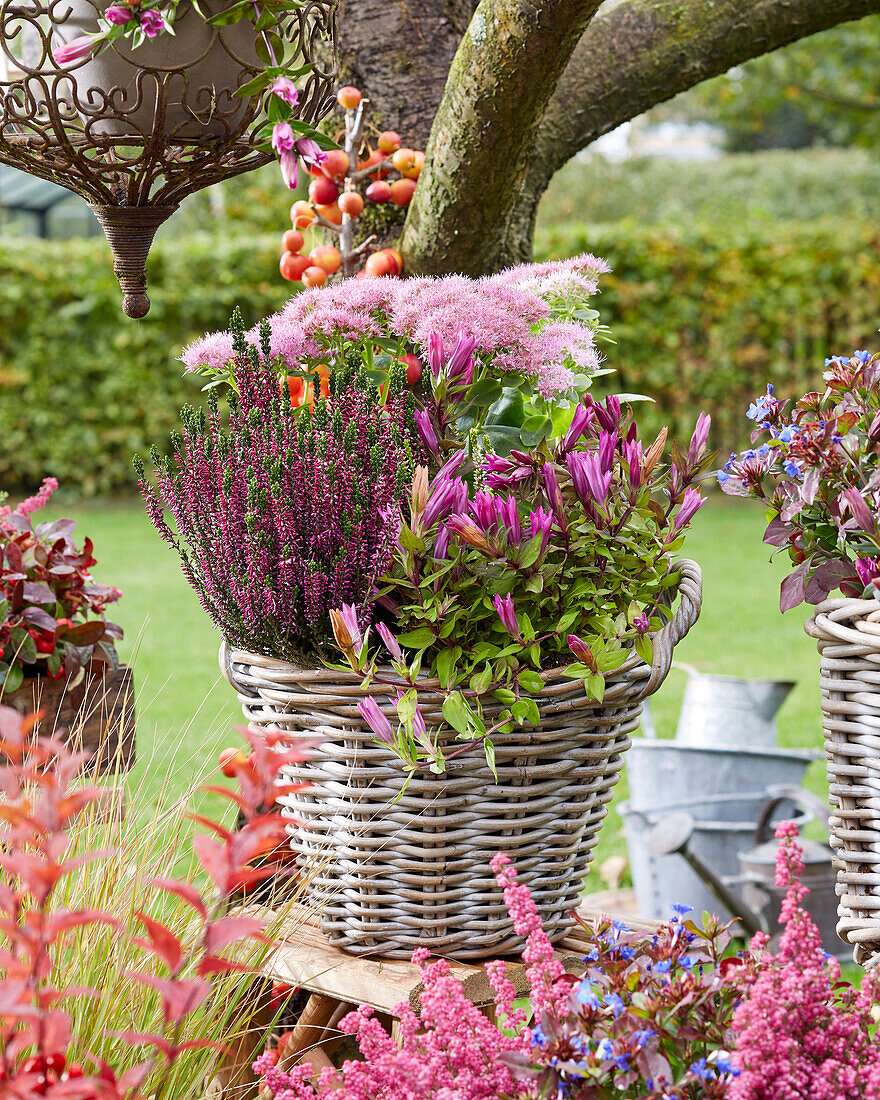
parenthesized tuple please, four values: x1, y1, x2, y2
(747, 679, 795, 722)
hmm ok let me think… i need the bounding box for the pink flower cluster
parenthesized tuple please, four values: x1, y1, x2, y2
(0, 475, 58, 519)
(730, 823, 880, 1099)
(180, 254, 609, 397)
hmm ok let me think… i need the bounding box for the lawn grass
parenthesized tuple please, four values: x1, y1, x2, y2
(57, 493, 826, 882)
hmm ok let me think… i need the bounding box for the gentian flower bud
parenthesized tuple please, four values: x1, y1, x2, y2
(562, 403, 592, 452)
(357, 697, 395, 745)
(447, 513, 490, 550)
(567, 634, 597, 672)
(597, 431, 616, 473)
(567, 451, 611, 507)
(270, 77, 299, 107)
(843, 487, 876, 534)
(542, 463, 568, 533)
(53, 35, 95, 66)
(492, 593, 522, 641)
(669, 487, 704, 538)
(528, 506, 554, 555)
(376, 622, 403, 664)
(687, 411, 711, 465)
(104, 5, 133, 25)
(414, 410, 440, 459)
(410, 466, 429, 519)
(498, 496, 521, 546)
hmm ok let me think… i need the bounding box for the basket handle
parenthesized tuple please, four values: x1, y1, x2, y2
(634, 559, 703, 704)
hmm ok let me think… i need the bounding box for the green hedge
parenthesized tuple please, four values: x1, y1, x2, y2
(2, 218, 879, 497)
(537, 218, 880, 457)
(0, 234, 288, 496)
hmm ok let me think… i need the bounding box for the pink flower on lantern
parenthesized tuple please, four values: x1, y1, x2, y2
(104, 5, 133, 25)
(270, 77, 299, 107)
(138, 8, 167, 36)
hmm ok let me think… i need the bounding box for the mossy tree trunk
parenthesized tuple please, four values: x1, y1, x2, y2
(337, 0, 880, 276)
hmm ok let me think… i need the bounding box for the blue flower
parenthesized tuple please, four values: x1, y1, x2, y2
(716, 470, 729, 486)
(576, 980, 599, 1009)
(690, 1058, 713, 1080)
(715, 1057, 741, 1077)
(671, 903, 693, 915)
(612, 1052, 630, 1072)
(603, 992, 625, 1017)
(776, 426, 797, 443)
(619, 945, 636, 961)
(611, 918, 630, 934)
(679, 955, 695, 970)
(633, 1029, 655, 1049)
(582, 947, 598, 962)
(856, 350, 871, 364)
(742, 449, 756, 460)
(757, 443, 771, 456)
(653, 960, 672, 973)
(596, 1038, 614, 1061)
(783, 458, 801, 478)
(531, 1023, 546, 1047)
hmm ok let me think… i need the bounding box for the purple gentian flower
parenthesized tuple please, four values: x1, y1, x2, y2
(567, 451, 611, 507)
(497, 496, 521, 545)
(492, 593, 522, 641)
(53, 35, 95, 66)
(633, 612, 650, 634)
(104, 4, 133, 25)
(562, 403, 592, 452)
(528, 506, 554, 555)
(669, 487, 704, 538)
(270, 77, 299, 107)
(376, 622, 403, 663)
(414, 409, 440, 459)
(139, 8, 166, 36)
(687, 411, 711, 464)
(542, 463, 567, 532)
(855, 557, 880, 587)
(357, 697, 395, 745)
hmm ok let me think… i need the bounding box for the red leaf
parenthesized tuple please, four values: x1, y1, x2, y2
(193, 834, 230, 894)
(134, 912, 183, 972)
(204, 915, 267, 954)
(117, 1031, 172, 1057)
(47, 910, 118, 941)
(186, 813, 233, 842)
(147, 877, 207, 917)
(129, 973, 212, 1024)
(197, 955, 253, 977)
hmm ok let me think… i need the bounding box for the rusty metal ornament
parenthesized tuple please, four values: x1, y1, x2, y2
(0, 1, 338, 316)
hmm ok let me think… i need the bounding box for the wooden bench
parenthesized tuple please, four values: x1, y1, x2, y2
(214, 890, 656, 1097)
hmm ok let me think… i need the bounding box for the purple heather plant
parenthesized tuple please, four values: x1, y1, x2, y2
(719, 348, 880, 611)
(135, 310, 420, 662)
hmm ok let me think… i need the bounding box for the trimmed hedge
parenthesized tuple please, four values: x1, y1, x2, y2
(1, 218, 879, 496)
(537, 218, 880, 457)
(0, 234, 288, 496)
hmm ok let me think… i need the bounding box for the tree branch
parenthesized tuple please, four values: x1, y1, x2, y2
(400, 0, 605, 276)
(504, 0, 880, 262)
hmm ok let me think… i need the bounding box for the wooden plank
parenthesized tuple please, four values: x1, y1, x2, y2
(258, 896, 661, 1015)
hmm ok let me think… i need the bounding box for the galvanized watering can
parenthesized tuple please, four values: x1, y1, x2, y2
(648, 785, 845, 957)
(674, 668, 795, 748)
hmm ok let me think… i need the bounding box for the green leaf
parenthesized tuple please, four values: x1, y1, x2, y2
(11, 626, 36, 664)
(517, 669, 544, 694)
(398, 526, 426, 554)
(396, 627, 435, 649)
(492, 687, 517, 705)
(0, 661, 23, 693)
(436, 646, 460, 689)
(517, 533, 545, 570)
(635, 634, 654, 666)
(396, 689, 418, 727)
(464, 378, 503, 408)
(583, 672, 605, 702)
(442, 692, 472, 737)
(470, 664, 493, 695)
(484, 737, 498, 780)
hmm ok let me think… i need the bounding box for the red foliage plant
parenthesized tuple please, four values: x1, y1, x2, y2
(0, 704, 307, 1100)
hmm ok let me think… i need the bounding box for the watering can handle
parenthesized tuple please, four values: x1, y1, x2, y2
(635, 559, 703, 704)
(755, 784, 832, 844)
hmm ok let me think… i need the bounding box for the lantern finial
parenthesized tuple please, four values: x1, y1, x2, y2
(91, 205, 177, 318)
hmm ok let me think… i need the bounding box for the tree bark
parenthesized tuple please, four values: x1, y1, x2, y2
(335, 0, 478, 150)
(499, 0, 880, 263)
(398, 0, 604, 276)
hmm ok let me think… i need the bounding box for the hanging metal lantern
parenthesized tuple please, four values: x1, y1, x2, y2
(0, 1, 338, 316)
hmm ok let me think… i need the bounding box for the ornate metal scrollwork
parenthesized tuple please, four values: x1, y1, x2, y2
(1, 1, 338, 315)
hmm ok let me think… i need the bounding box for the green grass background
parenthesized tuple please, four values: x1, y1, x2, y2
(54, 493, 825, 887)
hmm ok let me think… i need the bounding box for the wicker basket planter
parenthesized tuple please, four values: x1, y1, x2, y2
(806, 598, 880, 970)
(221, 560, 702, 959)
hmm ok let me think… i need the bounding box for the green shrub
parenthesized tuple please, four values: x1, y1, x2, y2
(0, 233, 288, 496)
(537, 148, 880, 229)
(2, 216, 879, 497)
(536, 218, 880, 457)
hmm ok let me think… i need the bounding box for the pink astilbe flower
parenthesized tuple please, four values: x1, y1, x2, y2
(730, 823, 880, 1100)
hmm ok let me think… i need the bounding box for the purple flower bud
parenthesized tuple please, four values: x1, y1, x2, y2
(414, 409, 440, 459)
(138, 8, 166, 36)
(433, 524, 451, 561)
(492, 593, 522, 641)
(592, 395, 621, 433)
(376, 622, 403, 663)
(446, 513, 489, 550)
(270, 77, 299, 107)
(422, 474, 467, 530)
(567, 634, 597, 671)
(687, 412, 711, 465)
(563, 403, 592, 452)
(567, 451, 611, 507)
(278, 150, 298, 190)
(471, 490, 500, 533)
(633, 612, 650, 634)
(597, 431, 616, 473)
(104, 5, 133, 25)
(528, 506, 554, 555)
(498, 495, 521, 546)
(295, 137, 326, 168)
(446, 332, 478, 383)
(358, 697, 395, 745)
(428, 331, 446, 378)
(53, 35, 95, 66)
(272, 122, 296, 155)
(855, 557, 880, 587)
(623, 439, 644, 490)
(669, 487, 704, 538)
(542, 463, 568, 533)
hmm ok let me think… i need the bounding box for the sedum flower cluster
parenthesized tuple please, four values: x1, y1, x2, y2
(719, 348, 880, 611)
(136, 311, 420, 662)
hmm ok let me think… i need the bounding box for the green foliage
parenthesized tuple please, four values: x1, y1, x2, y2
(535, 216, 880, 459)
(538, 148, 880, 229)
(0, 234, 289, 496)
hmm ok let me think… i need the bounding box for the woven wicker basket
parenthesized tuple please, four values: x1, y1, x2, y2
(806, 598, 880, 970)
(220, 560, 702, 958)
